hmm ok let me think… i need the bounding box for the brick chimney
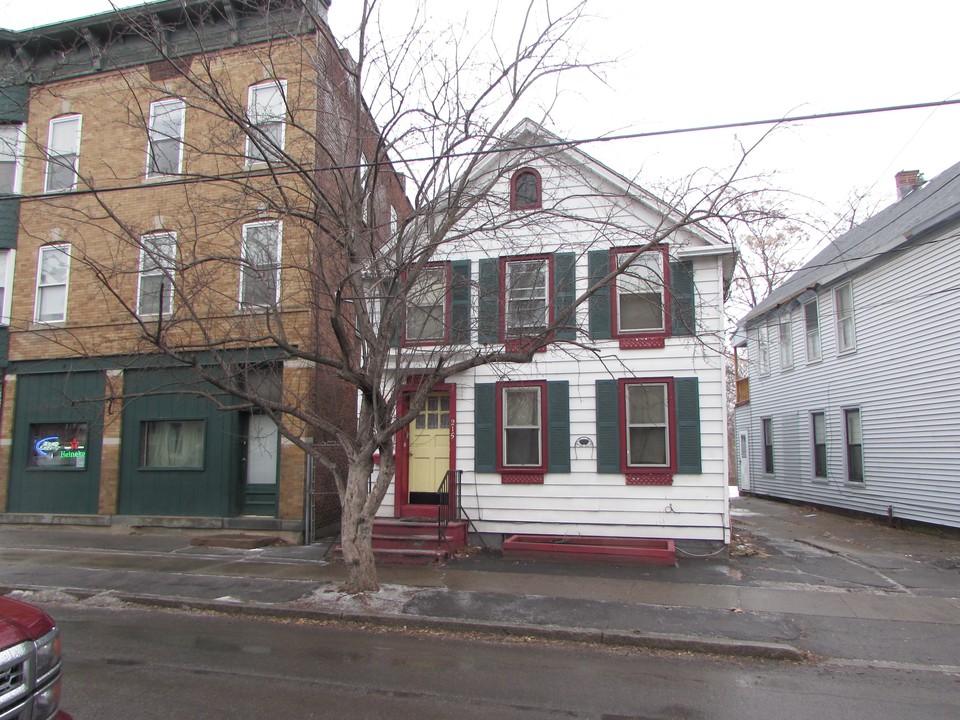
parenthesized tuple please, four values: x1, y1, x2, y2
(895, 170, 924, 200)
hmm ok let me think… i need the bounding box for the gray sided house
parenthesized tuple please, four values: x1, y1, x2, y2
(734, 165, 960, 529)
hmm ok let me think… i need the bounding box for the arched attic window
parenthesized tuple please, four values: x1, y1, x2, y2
(510, 167, 542, 210)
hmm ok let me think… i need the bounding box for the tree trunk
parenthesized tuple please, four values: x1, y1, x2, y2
(339, 461, 379, 593)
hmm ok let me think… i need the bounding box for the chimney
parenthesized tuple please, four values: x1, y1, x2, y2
(895, 170, 924, 200)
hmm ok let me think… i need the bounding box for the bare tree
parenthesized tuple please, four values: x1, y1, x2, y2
(6, 0, 772, 592)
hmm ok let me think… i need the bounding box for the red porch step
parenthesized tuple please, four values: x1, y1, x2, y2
(502, 534, 677, 566)
(335, 519, 469, 565)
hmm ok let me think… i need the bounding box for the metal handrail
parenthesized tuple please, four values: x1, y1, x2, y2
(436, 470, 450, 550)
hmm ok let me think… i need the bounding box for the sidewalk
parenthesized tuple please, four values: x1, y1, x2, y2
(2, 495, 959, 668)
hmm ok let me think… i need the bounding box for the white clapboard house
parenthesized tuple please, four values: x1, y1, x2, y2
(374, 120, 735, 563)
(733, 165, 960, 529)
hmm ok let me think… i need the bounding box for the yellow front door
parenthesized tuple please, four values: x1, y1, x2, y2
(408, 393, 451, 503)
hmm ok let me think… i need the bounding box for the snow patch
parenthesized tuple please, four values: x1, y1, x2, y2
(294, 583, 424, 614)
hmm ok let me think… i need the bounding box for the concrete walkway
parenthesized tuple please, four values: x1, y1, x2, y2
(2, 495, 959, 668)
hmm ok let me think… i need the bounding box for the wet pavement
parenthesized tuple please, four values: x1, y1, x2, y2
(2, 495, 959, 668)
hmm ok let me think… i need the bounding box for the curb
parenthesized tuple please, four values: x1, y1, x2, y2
(105, 591, 807, 662)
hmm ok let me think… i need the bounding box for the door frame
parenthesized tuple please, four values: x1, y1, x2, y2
(395, 380, 457, 519)
(738, 430, 751, 492)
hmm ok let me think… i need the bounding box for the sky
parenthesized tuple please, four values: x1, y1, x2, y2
(3, 0, 960, 257)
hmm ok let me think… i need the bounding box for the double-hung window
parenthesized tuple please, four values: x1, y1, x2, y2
(45, 115, 82, 192)
(812, 411, 827, 478)
(834, 283, 856, 353)
(624, 381, 671, 468)
(240, 220, 281, 308)
(147, 98, 185, 177)
(844, 408, 863, 482)
(614, 248, 667, 337)
(0, 249, 13, 325)
(762, 418, 774, 474)
(35, 244, 70, 322)
(757, 325, 771, 375)
(804, 298, 821, 362)
(500, 382, 545, 469)
(0, 123, 24, 193)
(504, 257, 549, 338)
(246, 80, 286, 164)
(405, 264, 447, 344)
(138, 232, 176, 316)
(779, 318, 794, 370)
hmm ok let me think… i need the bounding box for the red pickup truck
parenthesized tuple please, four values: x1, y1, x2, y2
(0, 596, 72, 719)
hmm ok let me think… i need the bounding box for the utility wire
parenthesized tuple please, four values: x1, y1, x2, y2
(13, 97, 960, 203)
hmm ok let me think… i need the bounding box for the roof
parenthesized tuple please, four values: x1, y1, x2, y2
(739, 159, 960, 330)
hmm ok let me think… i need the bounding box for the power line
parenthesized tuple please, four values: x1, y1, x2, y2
(13, 97, 960, 203)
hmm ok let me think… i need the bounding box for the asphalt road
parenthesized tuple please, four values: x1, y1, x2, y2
(56, 604, 960, 719)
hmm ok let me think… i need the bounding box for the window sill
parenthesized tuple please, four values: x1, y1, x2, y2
(500, 472, 544, 484)
(617, 335, 665, 350)
(142, 173, 182, 185)
(625, 471, 673, 486)
(837, 348, 857, 357)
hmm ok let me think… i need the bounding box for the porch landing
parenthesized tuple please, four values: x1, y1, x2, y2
(501, 534, 677, 566)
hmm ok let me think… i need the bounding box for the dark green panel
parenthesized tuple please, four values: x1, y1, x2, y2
(588, 250, 611, 340)
(0, 197, 19, 250)
(119, 367, 241, 517)
(0, 328, 7, 368)
(450, 259, 472, 344)
(0, 85, 28, 123)
(546, 380, 570, 472)
(675, 376, 702, 474)
(595, 379, 620, 473)
(477, 258, 500, 345)
(7, 371, 104, 514)
(669, 261, 696, 337)
(474, 383, 496, 472)
(553, 253, 576, 341)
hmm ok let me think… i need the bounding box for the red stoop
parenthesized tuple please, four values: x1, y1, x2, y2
(336, 519, 469, 565)
(502, 535, 677, 566)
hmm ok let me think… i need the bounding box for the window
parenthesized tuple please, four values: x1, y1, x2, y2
(615, 248, 667, 336)
(138, 232, 176, 316)
(844, 408, 863, 482)
(0, 123, 24, 194)
(504, 257, 549, 337)
(762, 418, 774, 473)
(804, 298, 821, 361)
(360, 152, 370, 224)
(834, 283, 856, 353)
(141, 419, 205, 468)
(28, 422, 88, 469)
(812, 412, 827, 478)
(45, 115, 82, 192)
(500, 382, 545, 469)
(389, 206, 398, 235)
(757, 325, 771, 375)
(246, 80, 286, 164)
(779, 318, 794, 370)
(147, 98, 185, 176)
(510, 168, 541, 210)
(35, 244, 70, 322)
(0, 249, 13, 325)
(624, 381, 671, 467)
(241, 221, 281, 307)
(405, 264, 447, 343)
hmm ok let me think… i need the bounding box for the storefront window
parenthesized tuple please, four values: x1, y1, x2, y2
(141, 419, 205, 468)
(28, 423, 88, 469)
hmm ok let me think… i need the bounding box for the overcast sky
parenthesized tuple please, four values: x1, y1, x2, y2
(3, 0, 959, 255)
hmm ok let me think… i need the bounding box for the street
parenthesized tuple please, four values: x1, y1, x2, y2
(58, 604, 959, 719)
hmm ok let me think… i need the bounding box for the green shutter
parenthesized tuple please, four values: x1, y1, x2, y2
(588, 250, 611, 340)
(547, 380, 570, 472)
(478, 258, 500, 344)
(595, 379, 620, 473)
(675, 376, 702, 474)
(553, 253, 576, 341)
(0, 85, 28, 123)
(474, 383, 497, 472)
(669, 260, 695, 337)
(0, 197, 19, 249)
(450, 260, 471, 344)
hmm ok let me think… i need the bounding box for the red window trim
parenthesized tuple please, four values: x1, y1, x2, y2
(609, 245, 671, 349)
(510, 167, 542, 210)
(496, 379, 549, 479)
(401, 261, 451, 347)
(618, 377, 677, 482)
(500, 254, 554, 348)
